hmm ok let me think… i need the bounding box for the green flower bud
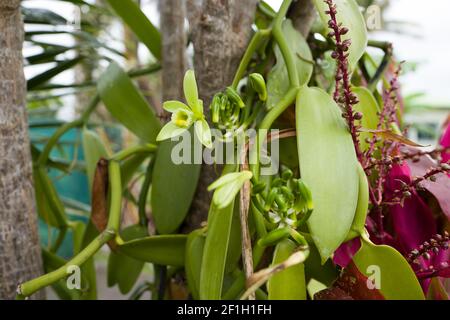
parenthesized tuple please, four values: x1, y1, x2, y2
(281, 169, 293, 181)
(225, 87, 245, 108)
(258, 227, 291, 247)
(210, 94, 222, 123)
(295, 179, 313, 211)
(249, 73, 267, 102)
(252, 181, 266, 195)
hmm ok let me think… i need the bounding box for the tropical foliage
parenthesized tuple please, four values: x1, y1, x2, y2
(18, 0, 449, 300)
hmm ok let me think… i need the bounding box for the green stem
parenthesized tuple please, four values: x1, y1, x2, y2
(17, 160, 124, 298)
(273, 0, 298, 87)
(106, 161, 122, 232)
(249, 0, 299, 180)
(110, 144, 157, 162)
(367, 41, 393, 91)
(250, 87, 298, 179)
(37, 95, 99, 166)
(231, 29, 272, 89)
(37, 120, 82, 166)
(138, 160, 154, 227)
(18, 230, 115, 298)
(50, 227, 67, 253)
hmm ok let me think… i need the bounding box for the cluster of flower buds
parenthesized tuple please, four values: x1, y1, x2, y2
(408, 232, 449, 263)
(407, 232, 450, 278)
(254, 169, 313, 231)
(210, 87, 245, 137)
(389, 163, 450, 204)
(401, 147, 448, 164)
(324, 0, 363, 161)
(382, 63, 402, 125)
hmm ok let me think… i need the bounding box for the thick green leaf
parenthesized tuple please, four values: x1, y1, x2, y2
(71, 221, 85, 255)
(108, 225, 147, 294)
(353, 87, 380, 151)
(279, 136, 299, 170)
(27, 57, 84, 90)
(26, 46, 73, 65)
(22, 7, 67, 25)
(303, 235, 339, 286)
(82, 127, 109, 192)
(200, 200, 236, 300)
(307, 279, 327, 300)
(118, 235, 187, 266)
(346, 163, 369, 241)
(80, 256, 97, 300)
(33, 167, 68, 228)
(151, 137, 201, 234)
(120, 152, 149, 188)
(313, 0, 368, 69)
(98, 62, 161, 143)
(225, 202, 242, 274)
(266, 19, 313, 109)
(268, 239, 306, 300)
(209, 171, 252, 209)
(106, 0, 161, 60)
(296, 86, 359, 262)
(353, 238, 425, 300)
(80, 221, 98, 300)
(185, 229, 206, 300)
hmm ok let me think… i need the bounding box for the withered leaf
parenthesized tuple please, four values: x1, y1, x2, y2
(362, 129, 427, 147)
(90, 159, 111, 236)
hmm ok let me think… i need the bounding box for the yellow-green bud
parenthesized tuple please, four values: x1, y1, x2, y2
(249, 73, 267, 102)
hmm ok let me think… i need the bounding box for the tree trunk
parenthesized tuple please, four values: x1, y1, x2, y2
(0, 0, 44, 300)
(160, 0, 187, 104)
(184, 0, 258, 230)
(287, 0, 317, 37)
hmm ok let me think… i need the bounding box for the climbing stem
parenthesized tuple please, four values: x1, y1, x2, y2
(18, 159, 124, 298)
(250, 87, 298, 179)
(106, 160, 122, 232)
(273, 0, 299, 87)
(367, 40, 393, 91)
(138, 159, 154, 227)
(231, 29, 272, 89)
(37, 95, 100, 166)
(18, 230, 115, 298)
(110, 144, 157, 162)
(250, 0, 300, 179)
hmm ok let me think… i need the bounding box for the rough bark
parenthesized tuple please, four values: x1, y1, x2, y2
(287, 0, 317, 37)
(184, 0, 258, 230)
(0, 0, 44, 299)
(160, 0, 187, 112)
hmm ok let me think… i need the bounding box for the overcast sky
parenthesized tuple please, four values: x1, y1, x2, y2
(23, 0, 450, 107)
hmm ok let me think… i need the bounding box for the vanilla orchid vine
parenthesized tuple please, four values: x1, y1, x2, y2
(17, 0, 450, 301)
(208, 171, 253, 209)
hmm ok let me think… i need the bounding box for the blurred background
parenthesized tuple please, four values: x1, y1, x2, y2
(24, 0, 450, 144)
(21, 0, 450, 298)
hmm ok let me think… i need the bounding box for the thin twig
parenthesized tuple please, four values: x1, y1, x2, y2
(239, 143, 254, 300)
